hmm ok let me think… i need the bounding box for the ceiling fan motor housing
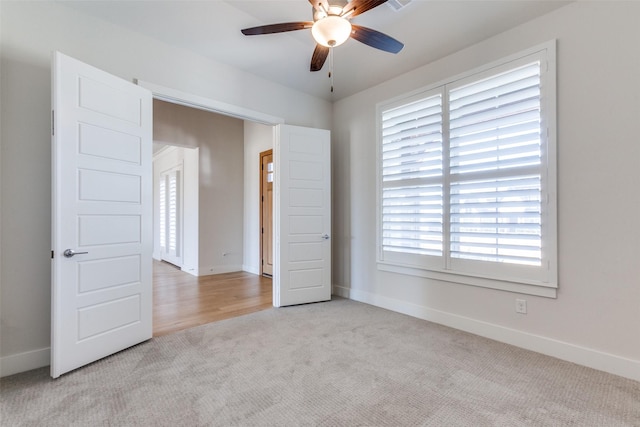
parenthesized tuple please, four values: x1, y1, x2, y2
(312, 15, 353, 47)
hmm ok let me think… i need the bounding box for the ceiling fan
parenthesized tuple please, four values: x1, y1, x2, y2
(241, 0, 404, 73)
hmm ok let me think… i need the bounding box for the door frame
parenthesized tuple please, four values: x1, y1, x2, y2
(137, 80, 285, 289)
(136, 80, 284, 126)
(259, 149, 274, 276)
(158, 163, 183, 267)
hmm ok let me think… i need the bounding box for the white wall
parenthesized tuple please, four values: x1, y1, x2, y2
(332, 1, 640, 381)
(0, 1, 331, 376)
(3, 0, 638, 382)
(243, 122, 274, 275)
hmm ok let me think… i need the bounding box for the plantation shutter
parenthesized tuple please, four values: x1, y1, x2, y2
(448, 62, 542, 266)
(168, 170, 179, 255)
(159, 177, 166, 250)
(159, 169, 180, 258)
(380, 92, 444, 260)
(377, 44, 556, 292)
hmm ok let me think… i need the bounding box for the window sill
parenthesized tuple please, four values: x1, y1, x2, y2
(377, 262, 557, 298)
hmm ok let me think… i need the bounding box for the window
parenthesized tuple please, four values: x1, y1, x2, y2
(378, 42, 557, 297)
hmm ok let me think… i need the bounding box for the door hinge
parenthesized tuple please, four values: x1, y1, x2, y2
(261, 196, 264, 202)
(51, 250, 54, 259)
(261, 259, 264, 265)
(261, 227, 264, 234)
(51, 110, 55, 136)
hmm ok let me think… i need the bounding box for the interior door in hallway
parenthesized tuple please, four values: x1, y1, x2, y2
(273, 125, 331, 307)
(51, 52, 152, 378)
(260, 149, 274, 276)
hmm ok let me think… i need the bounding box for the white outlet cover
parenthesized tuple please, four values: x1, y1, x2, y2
(516, 299, 527, 314)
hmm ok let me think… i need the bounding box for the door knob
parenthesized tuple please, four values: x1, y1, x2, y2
(63, 249, 89, 258)
(322, 234, 330, 240)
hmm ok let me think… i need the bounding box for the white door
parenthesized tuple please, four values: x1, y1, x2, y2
(273, 125, 331, 307)
(159, 166, 182, 267)
(51, 52, 152, 378)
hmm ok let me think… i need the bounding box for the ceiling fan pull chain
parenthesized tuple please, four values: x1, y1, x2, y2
(330, 47, 334, 93)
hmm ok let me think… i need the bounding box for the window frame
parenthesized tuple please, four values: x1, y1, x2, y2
(376, 41, 557, 298)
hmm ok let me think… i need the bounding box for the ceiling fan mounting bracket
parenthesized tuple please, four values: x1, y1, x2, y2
(313, 0, 348, 21)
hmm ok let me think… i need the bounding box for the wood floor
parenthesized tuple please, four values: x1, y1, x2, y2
(153, 260, 273, 337)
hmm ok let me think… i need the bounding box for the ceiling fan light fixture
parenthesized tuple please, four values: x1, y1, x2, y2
(311, 16, 352, 47)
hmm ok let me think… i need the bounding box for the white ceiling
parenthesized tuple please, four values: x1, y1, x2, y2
(59, 0, 569, 101)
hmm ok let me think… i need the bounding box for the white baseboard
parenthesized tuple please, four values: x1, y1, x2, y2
(0, 347, 50, 378)
(197, 264, 243, 276)
(6, 288, 637, 381)
(180, 265, 199, 276)
(332, 284, 640, 382)
(243, 265, 260, 275)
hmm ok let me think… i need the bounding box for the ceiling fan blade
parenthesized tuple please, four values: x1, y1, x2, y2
(310, 45, 330, 72)
(350, 24, 404, 54)
(241, 22, 313, 36)
(341, 0, 388, 18)
(309, 0, 330, 13)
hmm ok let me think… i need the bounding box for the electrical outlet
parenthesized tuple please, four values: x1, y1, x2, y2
(515, 299, 527, 314)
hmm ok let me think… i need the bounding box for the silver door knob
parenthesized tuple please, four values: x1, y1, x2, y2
(63, 249, 89, 258)
(322, 234, 330, 240)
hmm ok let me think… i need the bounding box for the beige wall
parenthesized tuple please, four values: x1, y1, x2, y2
(153, 100, 244, 275)
(332, 1, 640, 381)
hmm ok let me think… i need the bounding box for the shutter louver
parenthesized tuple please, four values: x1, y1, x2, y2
(382, 185, 443, 256)
(381, 94, 443, 257)
(449, 62, 542, 266)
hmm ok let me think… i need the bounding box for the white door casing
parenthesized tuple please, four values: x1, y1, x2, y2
(273, 124, 331, 307)
(51, 52, 152, 378)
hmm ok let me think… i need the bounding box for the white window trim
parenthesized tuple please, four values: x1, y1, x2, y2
(376, 40, 557, 298)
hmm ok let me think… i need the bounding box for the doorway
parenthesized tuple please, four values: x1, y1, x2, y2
(139, 80, 332, 308)
(158, 165, 182, 267)
(150, 99, 274, 336)
(152, 143, 199, 274)
(260, 149, 274, 277)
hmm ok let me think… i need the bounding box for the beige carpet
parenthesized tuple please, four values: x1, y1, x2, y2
(1, 298, 639, 426)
